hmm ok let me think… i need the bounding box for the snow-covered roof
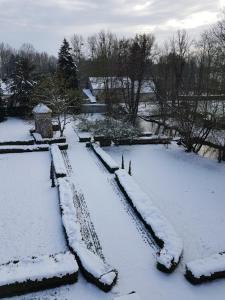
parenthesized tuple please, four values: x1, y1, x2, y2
(32, 103, 52, 114)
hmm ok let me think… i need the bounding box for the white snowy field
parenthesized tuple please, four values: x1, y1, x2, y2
(0, 151, 67, 263)
(104, 143, 225, 263)
(1, 117, 225, 300)
(0, 117, 33, 141)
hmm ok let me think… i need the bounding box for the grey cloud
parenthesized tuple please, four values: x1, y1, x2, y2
(0, 0, 222, 54)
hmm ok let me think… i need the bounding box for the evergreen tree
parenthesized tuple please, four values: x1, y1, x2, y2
(58, 38, 78, 89)
(0, 83, 5, 122)
(8, 55, 36, 111)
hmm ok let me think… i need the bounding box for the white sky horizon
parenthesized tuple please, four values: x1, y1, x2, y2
(0, 0, 223, 55)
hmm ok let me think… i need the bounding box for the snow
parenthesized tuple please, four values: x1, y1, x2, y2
(186, 252, 225, 278)
(51, 144, 67, 177)
(114, 293, 141, 300)
(0, 80, 10, 95)
(0, 144, 49, 152)
(105, 144, 225, 264)
(115, 169, 183, 271)
(32, 132, 43, 141)
(58, 177, 117, 286)
(0, 152, 67, 263)
(0, 252, 78, 286)
(83, 89, 97, 103)
(32, 103, 52, 114)
(2, 116, 225, 299)
(0, 117, 33, 141)
(92, 143, 119, 171)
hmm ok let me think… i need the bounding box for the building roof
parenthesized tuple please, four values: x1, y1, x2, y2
(32, 103, 52, 114)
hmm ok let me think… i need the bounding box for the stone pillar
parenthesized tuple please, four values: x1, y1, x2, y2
(32, 103, 53, 138)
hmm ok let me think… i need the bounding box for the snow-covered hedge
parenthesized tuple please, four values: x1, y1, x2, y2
(57, 177, 118, 291)
(32, 132, 66, 144)
(57, 143, 68, 150)
(91, 143, 119, 173)
(0, 139, 34, 146)
(115, 169, 183, 273)
(0, 144, 49, 154)
(185, 252, 225, 284)
(0, 251, 78, 298)
(116, 135, 171, 145)
(78, 132, 91, 143)
(50, 145, 67, 178)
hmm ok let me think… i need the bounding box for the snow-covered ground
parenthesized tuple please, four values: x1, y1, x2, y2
(104, 143, 225, 263)
(0, 118, 33, 141)
(1, 117, 225, 299)
(0, 151, 66, 263)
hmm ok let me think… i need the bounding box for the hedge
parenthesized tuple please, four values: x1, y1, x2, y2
(0, 252, 78, 298)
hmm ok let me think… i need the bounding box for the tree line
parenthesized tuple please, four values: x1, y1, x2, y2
(0, 12, 225, 158)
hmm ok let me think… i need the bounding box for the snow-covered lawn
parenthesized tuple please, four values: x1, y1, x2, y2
(0, 151, 66, 263)
(1, 117, 225, 300)
(0, 118, 33, 141)
(104, 143, 225, 263)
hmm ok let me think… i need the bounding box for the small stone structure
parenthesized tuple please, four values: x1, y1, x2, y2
(32, 103, 53, 138)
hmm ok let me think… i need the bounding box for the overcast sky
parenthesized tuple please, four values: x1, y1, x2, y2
(0, 0, 224, 55)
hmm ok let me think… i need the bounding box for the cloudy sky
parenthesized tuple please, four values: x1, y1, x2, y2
(0, 0, 224, 55)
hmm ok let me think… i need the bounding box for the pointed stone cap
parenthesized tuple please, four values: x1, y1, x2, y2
(33, 103, 52, 114)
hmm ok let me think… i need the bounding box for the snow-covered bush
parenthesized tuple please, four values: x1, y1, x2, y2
(185, 252, 225, 284)
(0, 251, 78, 298)
(57, 177, 118, 291)
(78, 117, 140, 142)
(77, 117, 94, 132)
(91, 143, 119, 173)
(50, 144, 67, 178)
(115, 169, 183, 273)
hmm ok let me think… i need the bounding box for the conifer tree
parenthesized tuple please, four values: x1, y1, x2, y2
(58, 38, 78, 89)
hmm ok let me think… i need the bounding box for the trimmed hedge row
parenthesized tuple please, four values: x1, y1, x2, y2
(90, 143, 119, 173)
(57, 177, 118, 292)
(0, 252, 78, 299)
(93, 136, 111, 147)
(185, 252, 225, 284)
(114, 136, 171, 145)
(77, 132, 92, 143)
(32, 132, 66, 145)
(50, 145, 67, 178)
(0, 140, 35, 146)
(115, 170, 183, 273)
(0, 145, 49, 154)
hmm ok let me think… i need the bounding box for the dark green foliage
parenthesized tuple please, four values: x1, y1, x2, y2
(58, 39, 78, 89)
(7, 55, 36, 111)
(0, 85, 5, 122)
